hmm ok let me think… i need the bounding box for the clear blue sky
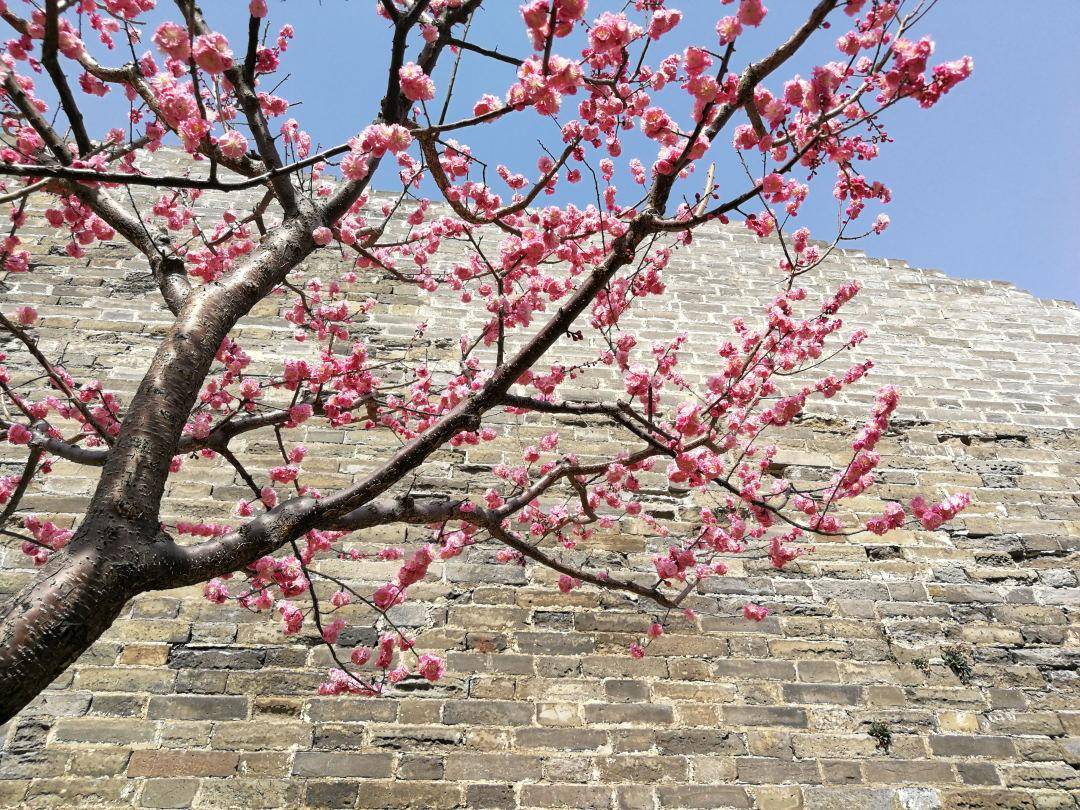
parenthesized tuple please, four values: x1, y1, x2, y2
(76, 1, 1078, 303)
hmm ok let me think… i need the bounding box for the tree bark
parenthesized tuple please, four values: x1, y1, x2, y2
(0, 511, 174, 723)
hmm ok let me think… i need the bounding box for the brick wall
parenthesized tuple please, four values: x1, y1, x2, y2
(0, 165, 1077, 808)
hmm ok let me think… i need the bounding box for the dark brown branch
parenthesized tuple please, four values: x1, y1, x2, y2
(42, 0, 91, 156)
(446, 37, 523, 67)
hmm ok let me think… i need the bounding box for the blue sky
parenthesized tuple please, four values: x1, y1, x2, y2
(73, 1, 1078, 303)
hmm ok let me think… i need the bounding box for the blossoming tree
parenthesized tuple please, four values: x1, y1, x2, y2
(0, 0, 972, 721)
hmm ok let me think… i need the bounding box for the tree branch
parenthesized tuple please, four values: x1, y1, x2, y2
(41, 0, 91, 156)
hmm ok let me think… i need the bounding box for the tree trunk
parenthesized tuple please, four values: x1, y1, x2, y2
(0, 512, 167, 724)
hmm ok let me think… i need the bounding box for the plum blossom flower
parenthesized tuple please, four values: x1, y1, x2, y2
(352, 123, 413, 158)
(743, 603, 770, 622)
(738, 0, 768, 27)
(867, 502, 905, 535)
(399, 62, 435, 102)
(152, 22, 190, 60)
(557, 575, 580, 593)
(647, 9, 682, 40)
(321, 618, 346, 644)
(14, 305, 37, 325)
(6, 423, 32, 445)
(910, 493, 971, 531)
(417, 653, 446, 682)
(203, 579, 229, 604)
(588, 12, 638, 55)
(716, 16, 742, 45)
(217, 130, 248, 159)
(192, 32, 233, 74)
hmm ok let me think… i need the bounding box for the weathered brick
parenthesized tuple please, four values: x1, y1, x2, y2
(722, 706, 809, 728)
(291, 752, 393, 778)
(467, 783, 516, 809)
(930, 735, 1018, 759)
(194, 779, 290, 808)
(52, 718, 157, 746)
(443, 753, 544, 781)
(137, 778, 200, 809)
(520, 784, 612, 809)
(147, 695, 248, 720)
(584, 702, 675, 725)
(782, 683, 863, 705)
(657, 785, 751, 808)
(369, 725, 465, 749)
(355, 781, 464, 809)
(861, 759, 957, 784)
(443, 699, 534, 726)
(304, 781, 359, 808)
(598, 755, 688, 783)
(128, 751, 239, 778)
(211, 721, 312, 750)
(515, 727, 609, 751)
(735, 756, 821, 785)
(656, 729, 746, 755)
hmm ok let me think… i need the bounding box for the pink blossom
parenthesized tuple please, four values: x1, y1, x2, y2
(910, 493, 971, 531)
(217, 130, 248, 159)
(629, 642, 646, 659)
(716, 16, 742, 44)
(193, 32, 233, 74)
(732, 124, 759, 150)
(373, 582, 404, 610)
(399, 62, 435, 102)
(417, 653, 446, 682)
(79, 73, 109, 97)
(269, 465, 299, 484)
(396, 545, 434, 587)
(321, 618, 346, 644)
(557, 574, 580, 593)
(353, 123, 413, 158)
(743, 603, 770, 622)
(14, 305, 37, 325)
(6, 423, 32, 445)
(277, 601, 304, 634)
(203, 579, 229, 604)
(249, 0, 268, 17)
(473, 94, 502, 116)
(288, 404, 313, 425)
(341, 152, 370, 181)
(588, 12, 638, 55)
(738, 0, 768, 27)
(312, 226, 333, 246)
(152, 22, 190, 60)
(867, 502, 905, 535)
(647, 9, 682, 40)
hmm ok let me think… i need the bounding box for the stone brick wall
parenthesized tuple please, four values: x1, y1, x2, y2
(0, 166, 1077, 809)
